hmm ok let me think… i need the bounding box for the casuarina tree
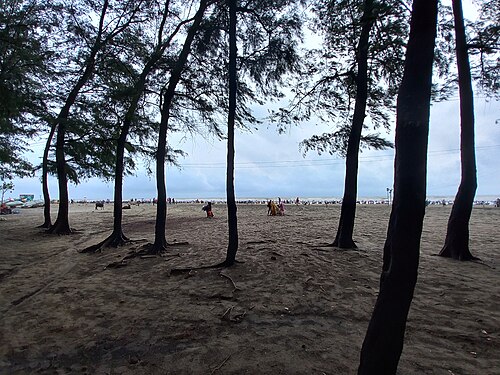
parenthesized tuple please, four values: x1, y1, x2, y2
(44, 0, 147, 234)
(222, 0, 239, 266)
(274, 0, 409, 248)
(332, 0, 376, 248)
(81, 1, 202, 253)
(0, 0, 52, 182)
(150, 0, 209, 253)
(438, 0, 484, 261)
(358, 0, 438, 373)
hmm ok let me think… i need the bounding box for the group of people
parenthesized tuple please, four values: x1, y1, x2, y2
(267, 198, 285, 216)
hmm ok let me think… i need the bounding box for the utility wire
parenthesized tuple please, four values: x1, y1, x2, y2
(179, 145, 500, 169)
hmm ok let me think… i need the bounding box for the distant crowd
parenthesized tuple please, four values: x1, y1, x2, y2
(59, 196, 500, 209)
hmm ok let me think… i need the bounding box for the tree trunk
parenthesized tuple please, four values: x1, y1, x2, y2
(223, 0, 239, 266)
(46, 0, 109, 235)
(358, 0, 438, 373)
(81, 127, 129, 252)
(39, 123, 56, 228)
(47, 67, 96, 235)
(152, 0, 208, 253)
(333, 0, 375, 249)
(109, 129, 128, 246)
(47, 119, 72, 234)
(438, 0, 477, 261)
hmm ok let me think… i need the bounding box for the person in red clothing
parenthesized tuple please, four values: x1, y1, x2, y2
(202, 202, 214, 218)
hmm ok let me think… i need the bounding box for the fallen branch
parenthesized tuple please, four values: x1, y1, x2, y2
(104, 260, 128, 269)
(219, 272, 240, 292)
(221, 306, 234, 321)
(210, 353, 232, 374)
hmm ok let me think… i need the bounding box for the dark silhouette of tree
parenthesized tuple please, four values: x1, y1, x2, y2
(168, 0, 303, 272)
(332, 0, 375, 249)
(0, 0, 51, 181)
(81, 1, 202, 253)
(45, 0, 146, 234)
(150, 0, 209, 253)
(358, 0, 438, 372)
(273, 0, 409, 249)
(438, 0, 478, 261)
(216, 0, 303, 266)
(468, 0, 500, 97)
(223, 0, 239, 266)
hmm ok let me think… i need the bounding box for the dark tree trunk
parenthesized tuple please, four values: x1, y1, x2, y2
(358, 0, 438, 373)
(39, 123, 56, 228)
(47, 63, 97, 234)
(81, 126, 129, 252)
(47, 118, 72, 234)
(333, 0, 375, 249)
(438, 0, 477, 261)
(84, 3, 181, 252)
(223, 0, 239, 266)
(151, 0, 207, 253)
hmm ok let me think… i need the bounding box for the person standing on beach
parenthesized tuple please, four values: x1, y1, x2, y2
(270, 201, 278, 216)
(279, 201, 285, 216)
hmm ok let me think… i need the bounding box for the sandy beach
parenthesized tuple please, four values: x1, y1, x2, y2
(0, 202, 498, 374)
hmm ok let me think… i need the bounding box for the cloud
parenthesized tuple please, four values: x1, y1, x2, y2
(7, 96, 499, 202)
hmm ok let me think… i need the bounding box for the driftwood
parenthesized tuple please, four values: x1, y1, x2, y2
(210, 354, 232, 374)
(219, 272, 240, 292)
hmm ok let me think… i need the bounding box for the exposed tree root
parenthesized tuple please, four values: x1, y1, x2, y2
(438, 245, 480, 261)
(170, 259, 244, 275)
(103, 240, 189, 268)
(37, 221, 52, 229)
(80, 231, 131, 254)
(46, 221, 74, 235)
(331, 239, 358, 249)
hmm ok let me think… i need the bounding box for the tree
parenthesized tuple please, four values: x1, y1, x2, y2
(45, 0, 147, 234)
(82, 0, 203, 253)
(332, 0, 376, 248)
(0, 0, 52, 180)
(438, 0, 478, 261)
(1, 180, 14, 204)
(150, 0, 209, 253)
(358, 0, 438, 372)
(273, 0, 409, 248)
(223, 0, 238, 266)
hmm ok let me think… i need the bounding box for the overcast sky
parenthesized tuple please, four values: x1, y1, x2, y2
(7, 0, 500, 201)
(9, 95, 499, 201)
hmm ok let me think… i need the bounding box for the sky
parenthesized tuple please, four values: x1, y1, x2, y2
(6, 0, 500, 202)
(9, 96, 500, 201)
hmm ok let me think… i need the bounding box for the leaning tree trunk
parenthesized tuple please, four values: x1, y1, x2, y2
(333, 0, 375, 249)
(358, 0, 438, 373)
(223, 0, 239, 266)
(82, 3, 187, 252)
(151, 0, 207, 253)
(47, 61, 97, 234)
(47, 119, 72, 234)
(39, 122, 57, 228)
(46, 0, 112, 235)
(438, 0, 477, 261)
(82, 63, 158, 252)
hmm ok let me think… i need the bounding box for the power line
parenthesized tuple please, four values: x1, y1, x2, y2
(178, 145, 500, 169)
